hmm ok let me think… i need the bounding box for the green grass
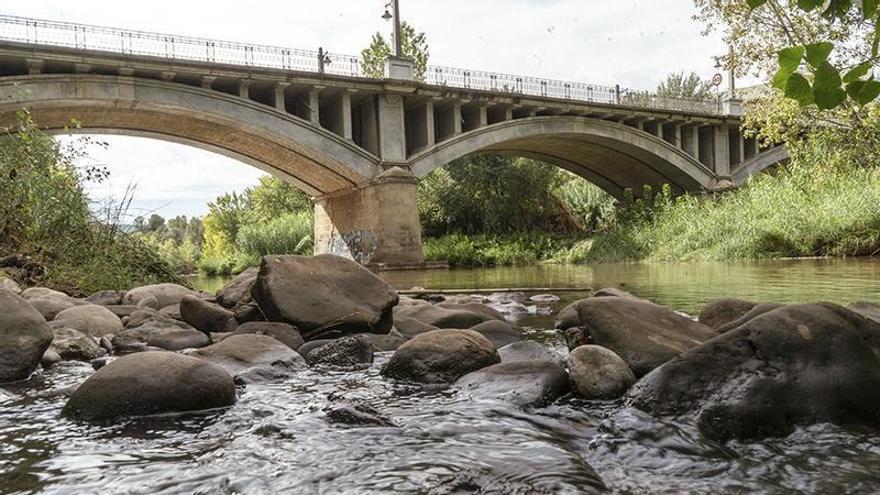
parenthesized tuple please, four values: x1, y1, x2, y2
(423, 233, 581, 267)
(580, 161, 880, 263)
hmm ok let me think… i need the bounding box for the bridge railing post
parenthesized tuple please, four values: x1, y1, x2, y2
(615, 84, 621, 105)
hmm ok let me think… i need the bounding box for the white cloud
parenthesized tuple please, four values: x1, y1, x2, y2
(10, 0, 735, 217)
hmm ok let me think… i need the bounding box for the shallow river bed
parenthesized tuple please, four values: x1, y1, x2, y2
(4, 259, 880, 493)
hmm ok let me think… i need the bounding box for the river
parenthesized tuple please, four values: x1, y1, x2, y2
(3, 259, 880, 493)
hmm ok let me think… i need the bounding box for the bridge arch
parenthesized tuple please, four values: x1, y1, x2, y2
(408, 116, 717, 199)
(0, 74, 382, 196)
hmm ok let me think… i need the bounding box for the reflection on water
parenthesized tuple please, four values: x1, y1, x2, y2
(4, 259, 879, 493)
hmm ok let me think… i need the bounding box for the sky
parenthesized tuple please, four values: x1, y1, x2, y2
(8, 0, 730, 219)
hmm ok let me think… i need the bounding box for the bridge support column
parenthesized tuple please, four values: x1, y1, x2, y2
(313, 167, 424, 269)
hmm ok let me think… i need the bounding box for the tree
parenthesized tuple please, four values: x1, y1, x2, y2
(656, 71, 714, 99)
(146, 214, 165, 232)
(695, 0, 879, 109)
(361, 22, 430, 80)
(247, 176, 311, 223)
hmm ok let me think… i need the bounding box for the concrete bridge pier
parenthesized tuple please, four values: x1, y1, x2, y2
(313, 166, 425, 270)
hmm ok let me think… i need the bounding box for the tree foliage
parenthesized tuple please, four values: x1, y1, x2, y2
(656, 71, 715, 98)
(696, 0, 879, 109)
(361, 22, 430, 80)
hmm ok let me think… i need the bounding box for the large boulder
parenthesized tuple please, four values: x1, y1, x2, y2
(251, 255, 398, 339)
(715, 303, 784, 334)
(454, 360, 569, 407)
(497, 341, 565, 368)
(381, 329, 500, 384)
(21, 287, 69, 300)
(63, 351, 236, 421)
(123, 283, 197, 309)
(231, 322, 304, 351)
(180, 295, 238, 334)
(468, 320, 522, 348)
(698, 298, 759, 330)
(592, 287, 643, 300)
(50, 328, 106, 361)
(567, 345, 636, 400)
(0, 290, 53, 382)
(191, 334, 307, 383)
(555, 297, 717, 377)
(216, 267, 258, 309)
(306, 336, 374, 367)
(628, 303, 880, 441)
(54, 305, 123, 338)
(28, 296, 77, 321)
(393, 304, 497, 330)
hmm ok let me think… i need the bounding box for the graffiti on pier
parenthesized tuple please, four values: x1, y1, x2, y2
(328, 229, 378, 265)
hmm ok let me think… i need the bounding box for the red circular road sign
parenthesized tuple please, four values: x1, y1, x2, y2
(712, 73, 723, 86)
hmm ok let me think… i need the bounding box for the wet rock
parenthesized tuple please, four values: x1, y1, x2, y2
(231, 322, 304, 351)
(123, 283, 197, 309)
(54, 305, 123, 338)
(21, 287, 70, 301)
(555, 297, 716, 377)
(216, 267, 258, 309)
(628, 303, 880, 441)
(159, 303, 181, 320)
(356, 328, 408, 352)
(297, 339, 334, 358)
(455, 360, 569, 407)
(50, 328, 106, 361)
(849, 301, 880, 324)
(191, 334, 307, 383)
(180, 295, 238, 334)
(306, 336, 374, 367)
(497, 341, 566, 368)
(393, 316, 439, 339)
(698, 298, 759, 330)
(468, 320, 522, 348)
(592, 287, 642, 300)
(251, 255, 398, 339)
(91, 357, 110, 370)
(437, 302, 505, 322)
(63, 351, 235, 421)
(325, 402, 395, 427)
(103, 305, 140, 319)
(112, 319, 211, 353)
(568, 345, 635, 400)
(0, 278, 21, 294)
(27, 296, 77, 321)
(87, 290, 124, 306)
(715, 303, 784, 334)
(382, 329, 500, 384)
(393, 304, 497, 330)
(41, 349, 61, 369)
(0, 290, 54, 382)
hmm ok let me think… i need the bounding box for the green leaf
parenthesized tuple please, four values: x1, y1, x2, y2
(805, 42, 834, 68)
(874, 22, 880, 56)
(746, 0, 768, 7)
(813, 61, 847, 109)
(797, 0, 824, 11)
(772, 46, 805, 89)
(822, 0, 853, 18)
(847, 79, 880, 104)
(863, 0, 878, 18)
(784, 73, 815, 106)
(843, 62, 872, 83)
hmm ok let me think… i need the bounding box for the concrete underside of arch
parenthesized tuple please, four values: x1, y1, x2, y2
(409, 117, 717, 200)
(0, 74, 381, 196)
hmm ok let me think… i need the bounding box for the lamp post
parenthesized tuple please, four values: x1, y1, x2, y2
(383, 0, 402, 57)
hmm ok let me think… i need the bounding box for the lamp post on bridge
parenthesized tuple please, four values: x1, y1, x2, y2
(381, 0, 414, 80)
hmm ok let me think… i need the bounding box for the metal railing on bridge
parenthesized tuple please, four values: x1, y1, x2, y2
(0, 14, 722, 115)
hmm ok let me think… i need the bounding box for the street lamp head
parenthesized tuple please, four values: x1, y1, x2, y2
(382, 9, 393, 20)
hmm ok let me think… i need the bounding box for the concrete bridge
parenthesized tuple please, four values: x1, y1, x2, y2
(0, 15, 786, 268)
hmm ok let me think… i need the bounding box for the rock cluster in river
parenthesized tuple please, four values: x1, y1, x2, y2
(5, 260, 880, 444)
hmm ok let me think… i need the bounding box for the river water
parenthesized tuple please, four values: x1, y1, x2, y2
(3, 259, 880, 494)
